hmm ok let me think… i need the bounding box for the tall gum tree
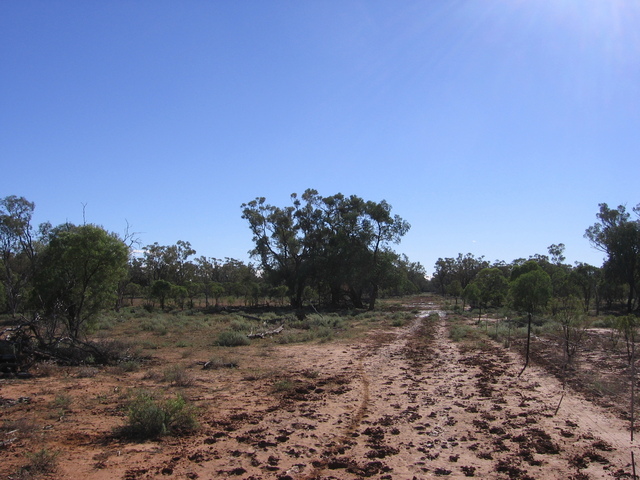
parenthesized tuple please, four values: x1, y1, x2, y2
(0, 196, 42, 314)
(585, 203, 640, 313)
(241, 189, 409, 309)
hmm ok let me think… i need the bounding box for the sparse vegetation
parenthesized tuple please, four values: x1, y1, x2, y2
(13, 448, 59, 479)
(162, 364, 194, 387)
(215, 330, 251, 347)
(122, 389, 198, 439)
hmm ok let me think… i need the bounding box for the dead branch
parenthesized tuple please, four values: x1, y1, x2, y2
(247, 324, 284, 339)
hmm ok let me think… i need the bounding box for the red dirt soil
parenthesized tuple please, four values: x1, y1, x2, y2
(0, 300, 636, 479)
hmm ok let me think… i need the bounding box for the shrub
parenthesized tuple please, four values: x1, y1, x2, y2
(449, 324, 473, 342)
(215, 331, 250, 347)
(77, 366, 99, 378)
(118, 359, 141, 372)
(20, 448, 58, 476)
(125, 390, 166, 438)
(272, 379, 294, 392)
(52, 393, 72, 412)
(163, 365, 193, 387)
(230, 318, 255, 332)
(123, 390, 198, 439)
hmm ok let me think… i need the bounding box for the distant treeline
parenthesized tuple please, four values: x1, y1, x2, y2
(1, 194, 638, 347)
(432, 203, 640, 315)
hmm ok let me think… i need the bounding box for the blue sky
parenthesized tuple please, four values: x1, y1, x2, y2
(2, 1, 639, 273)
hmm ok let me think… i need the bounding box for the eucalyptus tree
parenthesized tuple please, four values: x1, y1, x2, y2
(510, 265, 552, 376)
(0, 195, 45, 314)
(570, 262, 601, 313)
(433, 253, 488, 298)
(585, 203, 640, 313)
(474, 267, 509, 309)
(241, 189, 410, 309)
(141, 240, 196, 285)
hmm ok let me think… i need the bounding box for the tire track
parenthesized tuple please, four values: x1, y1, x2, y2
(115, 302, 635, 479)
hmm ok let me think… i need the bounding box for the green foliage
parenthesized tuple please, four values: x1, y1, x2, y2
(472, 268, 509, 308)
(51, 393, 72, 412)
(124, 390, 198, 439)
(33, 223, 129, 339)
(151, 280, 173, 310)
(215, 330, 251, 347)
(0, 195, 39, 315)
(462, 283, 480, 308)
(613, 314, 640, 364)
(449, 324, 474, 342)
(162, 365, 194, 387)
(229, 317, 256, 332)
(118, 359, 141, 372)
(552, 300, 591, 362)
(585, 203, 640, 313)
(433, 253, 489, 296)
(21, 448, 59, 476)
(510, 268, 552, 314)
(272, 378, 295, 392)
(241, 189, 410, 309)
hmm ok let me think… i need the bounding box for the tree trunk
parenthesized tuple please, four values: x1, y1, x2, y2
(330, 286, 341, 308)
(348, 286, 364, 309)
(519, 312, 533, 377)
(368, 283, 379, 311)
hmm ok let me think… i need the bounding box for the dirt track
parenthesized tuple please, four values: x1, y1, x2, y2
(1, 301, 636, 479)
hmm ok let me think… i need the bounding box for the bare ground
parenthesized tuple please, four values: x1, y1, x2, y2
(0, 300, 636, 479)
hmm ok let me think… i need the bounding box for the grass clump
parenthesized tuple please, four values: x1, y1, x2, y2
(162, 364, 194, 387)
(449, 324, 474, 342)
(122, 389, 198, 439)
(215, 330, 250, 347)
(230, 317, 256, 332)
(117, 359, 141, 372)
(16, 448, 59, 478)
(272, 378, 295, 392)
(51, 393, 72, 412)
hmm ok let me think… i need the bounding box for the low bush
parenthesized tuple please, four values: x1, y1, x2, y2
(163, 365, 194, 387)
(215, 331, 250, 347)
(118, 359, 141, 372)
(272, 378, 295, 392)
(122, 389, 198, 439)
(449, 324, 473, 342)
(230, 318, 256, 332)
(18, 448, 59, 477)
(51, 393, 72, 412)
(77, 366, 99, 378)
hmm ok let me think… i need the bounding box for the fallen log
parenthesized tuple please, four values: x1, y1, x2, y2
(247, 324, 284, 339)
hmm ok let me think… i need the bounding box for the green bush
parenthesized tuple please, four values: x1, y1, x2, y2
(272, 379, 294, 392)
(230, 318, 255, 332)
(591, 316, 616, 328)
(20, 448, 59, 476)
(162, 365, 194, 387)
(449, 324, 473, 342)
(118, 359, 141, 372)
(124, 390, 198, 439)
(216, 331, 250, 347)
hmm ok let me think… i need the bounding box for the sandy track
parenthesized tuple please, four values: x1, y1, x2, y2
(124, 305, 635, 479)
(2, 301, 636, 479)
